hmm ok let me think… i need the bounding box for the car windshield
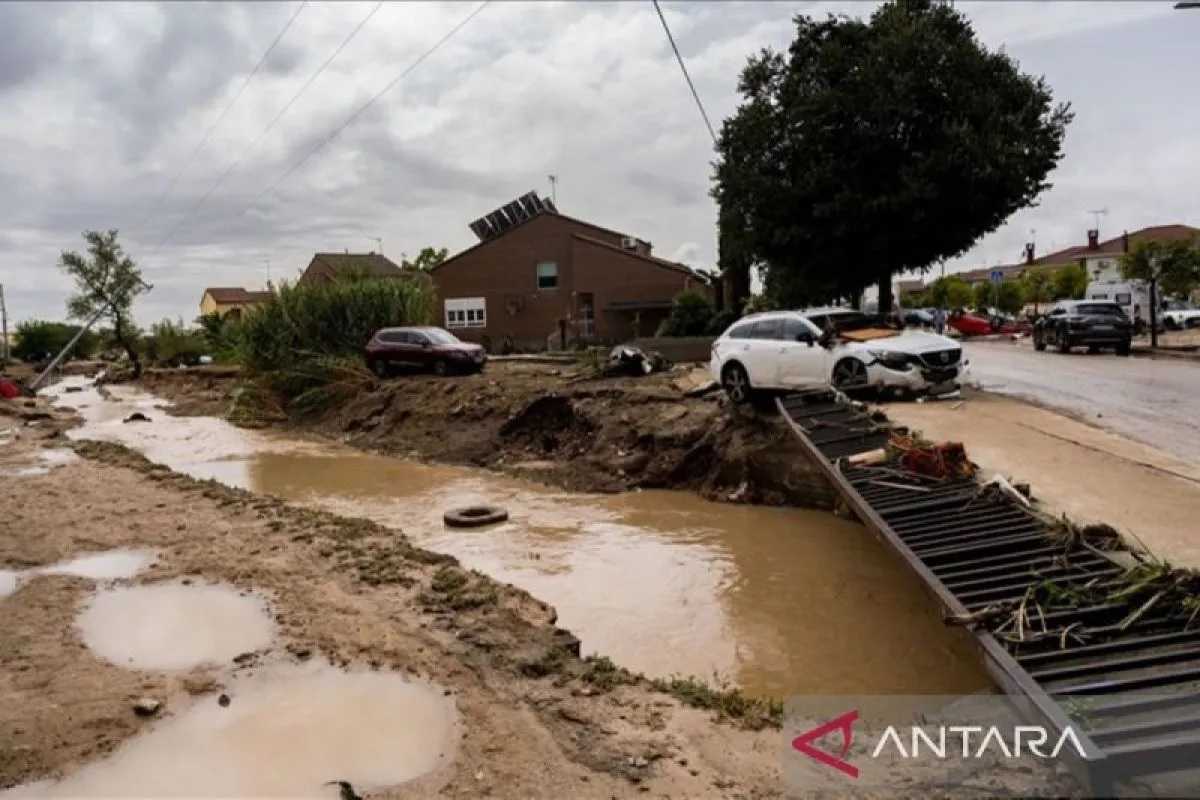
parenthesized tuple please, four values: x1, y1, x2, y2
(814, 311, 885, 331)
(424, 329, 460, 345)
(1075, 304, 1123, 316)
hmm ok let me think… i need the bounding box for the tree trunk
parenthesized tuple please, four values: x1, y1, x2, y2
(726, 263, 751, 313)
(113, 312, 142, 378)
(876, 270, 894, 315)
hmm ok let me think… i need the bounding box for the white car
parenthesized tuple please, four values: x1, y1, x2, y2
(709, 308, 965, 403)
(1161, 307, 1200, 330)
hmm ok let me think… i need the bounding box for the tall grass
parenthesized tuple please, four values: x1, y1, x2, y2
(235, 276, 433, 372)
(230, 276, 433, 416)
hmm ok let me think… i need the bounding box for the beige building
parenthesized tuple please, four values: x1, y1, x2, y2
(199, 287, 274, 320)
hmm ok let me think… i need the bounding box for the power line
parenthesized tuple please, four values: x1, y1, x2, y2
(651, 0, 717, 144)
(240, 0, 492, 216)
(136, 1, 309, 236)
(149, 1, 385, 257)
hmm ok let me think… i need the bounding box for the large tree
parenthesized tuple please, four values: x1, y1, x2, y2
(713, 0, 1072, 312)
(1122, 238, 1200, 299)
(59, 229, 148, 376)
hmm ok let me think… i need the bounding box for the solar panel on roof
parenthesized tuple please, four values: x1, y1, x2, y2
(503, 201, 526, 224)
(468, 192, 554, 241)
(468, 218, 492, 241)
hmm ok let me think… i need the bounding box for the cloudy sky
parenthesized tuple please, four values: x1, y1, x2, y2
(1, 1, 1197, 325)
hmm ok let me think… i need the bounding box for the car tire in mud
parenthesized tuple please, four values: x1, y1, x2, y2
(1034, 333, 1046, 352)
(433, 360, 448, 377)
(721, 362, 751, 405)
(831, 358, 868, 391)
(369, 359, 389, 378)
(1116, 341, 1131, 357)
(1057, 327, 1072, 354)
(443, 505, 509, 527)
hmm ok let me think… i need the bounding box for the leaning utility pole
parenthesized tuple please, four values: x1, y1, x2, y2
(0, 283, 9, 366)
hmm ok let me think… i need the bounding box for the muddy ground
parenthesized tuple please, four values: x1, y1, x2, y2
(138, 361, 837, 510)
(0, 383, 1077, 798)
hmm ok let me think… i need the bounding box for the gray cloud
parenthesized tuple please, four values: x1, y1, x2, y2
(0, 1, 1193, 327)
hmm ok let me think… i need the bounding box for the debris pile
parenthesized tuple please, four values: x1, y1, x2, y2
(887, 432, 974, 480)
(605, 345, 670, 377)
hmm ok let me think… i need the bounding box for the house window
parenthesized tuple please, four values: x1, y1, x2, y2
(445, 297, 486, 329)
(536, 261, 558, 290)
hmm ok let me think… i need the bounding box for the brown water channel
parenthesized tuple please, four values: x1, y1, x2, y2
(51, 378, 990, 698)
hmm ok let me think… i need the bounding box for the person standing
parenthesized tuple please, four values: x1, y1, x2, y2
(933, 306, 947, 335)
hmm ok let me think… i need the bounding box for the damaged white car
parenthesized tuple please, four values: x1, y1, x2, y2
(710, 307, 965, 403)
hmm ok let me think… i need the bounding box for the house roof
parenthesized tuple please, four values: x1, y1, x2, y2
(1092, 224, 1199, 255)
(569, 234, 702, 278)
(309, 252, 406, 278)
(203, 287, 273, 304)
(432, 210, 666, 274)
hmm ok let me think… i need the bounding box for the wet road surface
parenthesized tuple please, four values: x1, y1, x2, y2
(964, 340, 1200, 465)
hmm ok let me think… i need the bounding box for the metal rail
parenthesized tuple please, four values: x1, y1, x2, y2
(777, 390, 1200, 794)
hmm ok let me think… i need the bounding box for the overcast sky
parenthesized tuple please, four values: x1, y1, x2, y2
(1, 1, 1196, 325)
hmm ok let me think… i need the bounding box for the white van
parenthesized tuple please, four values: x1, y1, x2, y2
(1085, 280, 1150, 327)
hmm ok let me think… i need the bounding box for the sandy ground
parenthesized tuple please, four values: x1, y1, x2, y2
(883, 389, 1200, 568)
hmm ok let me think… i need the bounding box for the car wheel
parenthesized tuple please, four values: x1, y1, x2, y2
(1034, 331, 1046, 351)
(831, 358, 869, 391)
(369, 359, 389, 378)
(1165, 318, 1181, 331)
(1057, 327, 1072, 354)
(433, 359, 449, 377)
(1116, 340, 1131, 357)
(721, 362, 751, 404)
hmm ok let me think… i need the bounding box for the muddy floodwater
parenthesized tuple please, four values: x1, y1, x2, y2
(51, 378, 990, 697)
(77, 581, 275, 670)
(9, 663, 456, 798)
(0, 549, 153, 598)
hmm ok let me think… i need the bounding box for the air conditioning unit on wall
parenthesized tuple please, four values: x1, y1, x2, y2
(621, 236, 638, 250)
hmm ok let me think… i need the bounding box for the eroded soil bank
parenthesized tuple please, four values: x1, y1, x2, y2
(137, 361, 837, 509)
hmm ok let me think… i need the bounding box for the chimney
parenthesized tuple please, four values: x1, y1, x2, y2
(1087, 229, 1099, 250)
(1023, 242, 1035, 265)
(1122, 231, 1130, 253)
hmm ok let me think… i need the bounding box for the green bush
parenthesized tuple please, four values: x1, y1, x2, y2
(235, 277, 433, 372)
(706, 309, 740, 335)
(143, 318, 207, 366)
(197, 312, 242, 363)
(12, 320, 100, 362)
(656, 290, 715, 337)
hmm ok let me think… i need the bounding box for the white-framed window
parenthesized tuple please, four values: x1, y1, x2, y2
(445, 297, 486, 329)
(536, 261, 558, 290)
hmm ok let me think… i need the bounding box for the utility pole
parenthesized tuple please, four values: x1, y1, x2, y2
(28, 308, 106, 392)
(547, 174, 558, 206)
(1150, 254, 1161, 350)
(262, 258, 272, 287)
(0, 283, 9, 367)
(1087, 208, 1108, 235)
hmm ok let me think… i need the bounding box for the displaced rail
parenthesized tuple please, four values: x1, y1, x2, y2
(777, 390, 1200, 794)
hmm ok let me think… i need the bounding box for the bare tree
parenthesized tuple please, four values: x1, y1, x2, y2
(59, 230, 149, 377)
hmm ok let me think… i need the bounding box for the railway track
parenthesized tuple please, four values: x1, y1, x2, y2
(777, 389, 1200, 794)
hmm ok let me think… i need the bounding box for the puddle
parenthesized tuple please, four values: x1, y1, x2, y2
(0, 447, 79, 477)
(9, 663, 456, 798)
(1, 549, 153, 599)
(55, 379, 991, 697)
(77, 582, 274, 670)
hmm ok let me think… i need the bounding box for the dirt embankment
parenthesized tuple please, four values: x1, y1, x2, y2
(139, 362, 837, 510)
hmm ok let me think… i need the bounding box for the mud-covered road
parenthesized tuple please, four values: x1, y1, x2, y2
(964, 339, 1200, 465)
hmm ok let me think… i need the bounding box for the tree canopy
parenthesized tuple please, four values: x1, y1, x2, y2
(402, 247, 449, 272)
(1121, 239, 1200, 299)
(58, 229, 148, 376)
(713, 0, 1072, 312)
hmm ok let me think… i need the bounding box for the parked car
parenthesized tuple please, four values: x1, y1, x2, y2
(902, 308, 935, 328)
(365, 326, 486, 376)
(1086, 279, 1150, 330)
(948, 310, 1030, 337)
(710, 308, 965, 402)
(1033, 301, 1132, 355)
(1161, 303, 1200, 330)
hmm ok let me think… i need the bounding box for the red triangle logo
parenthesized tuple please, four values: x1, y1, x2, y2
(791, 709, 859, 778)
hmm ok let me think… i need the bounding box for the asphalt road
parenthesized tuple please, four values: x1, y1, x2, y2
(962, 340, 1200, 465)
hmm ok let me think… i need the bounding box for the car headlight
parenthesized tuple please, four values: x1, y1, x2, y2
(867, 349, 911, 370)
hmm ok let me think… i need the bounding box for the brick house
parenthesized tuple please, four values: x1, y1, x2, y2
(430, 200, 709, 350)
(298, 251, 430, 287)
(199, 287, 273, 320)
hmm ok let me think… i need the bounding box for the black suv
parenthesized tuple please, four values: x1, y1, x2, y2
(1034, 301, 1132, 355)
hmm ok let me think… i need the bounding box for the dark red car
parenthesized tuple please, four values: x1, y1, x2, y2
(365, 326, 486, 377)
